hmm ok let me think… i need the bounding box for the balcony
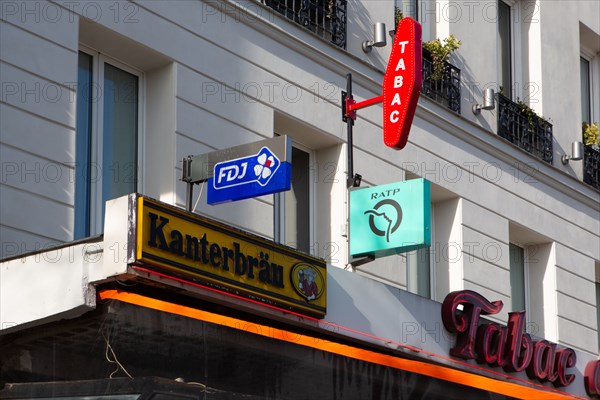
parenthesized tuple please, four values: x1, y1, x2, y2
(263, 0, 347, 48)
(421, 50, 461, 114)
(584, 146, 600, 190)
(497, 93, 553, 164)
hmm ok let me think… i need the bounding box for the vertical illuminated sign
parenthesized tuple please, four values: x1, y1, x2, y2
(383, 17, 422, 149)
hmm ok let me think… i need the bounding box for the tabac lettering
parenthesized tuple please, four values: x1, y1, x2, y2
(382, 18, 422, 150)
(442, 290, 578, 388)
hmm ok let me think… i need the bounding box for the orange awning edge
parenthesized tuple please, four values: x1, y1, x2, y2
(99, 289, 583, 400)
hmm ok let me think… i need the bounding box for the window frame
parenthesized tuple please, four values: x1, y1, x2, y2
(580, 48, 599, 125)
(580, 55, 592, 124)
(76, 45, 145, 237)
(508, 241, 531, 314)
(596, 264, 600, 350)
(398, 0, 418, 21)
(406, 204, 435, 299)
(497, 0, 523, 101)
(273, 140, 316, 255)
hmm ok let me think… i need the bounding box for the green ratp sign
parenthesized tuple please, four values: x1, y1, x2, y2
(349, 179, 431, 258)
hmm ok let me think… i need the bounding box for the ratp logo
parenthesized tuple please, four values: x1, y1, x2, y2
(349, 179, 430, 257)
(364, 199, 403, 242)
(213, 147, 281, 190)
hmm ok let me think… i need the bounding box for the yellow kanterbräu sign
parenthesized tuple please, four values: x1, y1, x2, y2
(136, 196, 326, 318)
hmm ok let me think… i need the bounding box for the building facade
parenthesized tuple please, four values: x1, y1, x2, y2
(1, 0, 599, 398)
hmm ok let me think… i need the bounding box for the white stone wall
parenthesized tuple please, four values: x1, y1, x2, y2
(1, 5, 78, 253)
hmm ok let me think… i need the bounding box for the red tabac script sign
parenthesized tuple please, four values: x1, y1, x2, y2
(442, 290, 577, 388)
(383, 17, 422, 150)
(586, 360, 600, 396)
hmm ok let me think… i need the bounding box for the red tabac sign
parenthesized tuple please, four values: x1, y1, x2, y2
(342, 18, 422, 153)
(442, 290, 577, 388)
(383, 17, 422, 150)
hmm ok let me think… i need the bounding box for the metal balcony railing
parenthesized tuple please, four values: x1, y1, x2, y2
(263, 0, 347, 48)
(497, 93, 553, 164)
(421, 50, 461, 114)
(584, 146, 600, 190)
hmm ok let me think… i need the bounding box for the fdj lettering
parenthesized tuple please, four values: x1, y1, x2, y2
(147, 212, 284, 288)
(217, 162, 248, 184)
(213, 147, 280, 190)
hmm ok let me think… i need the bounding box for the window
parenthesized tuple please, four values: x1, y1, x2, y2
(407, 204, 434, 298)
(580, 56, 591, 124)
(398, 0, 418, 21)
(498, 0, 512, 99)
(580, 25, 600, 189)
(274, 145, 313, 254)
(596, 262, 600, 350)
(508, 226, 555, 339)
(75, 49, 141, 239)
(407, 246, 431, 298)
(509, 243, 527, 312)
(75, 52, 93, 239)
(580, 22, 600, 127)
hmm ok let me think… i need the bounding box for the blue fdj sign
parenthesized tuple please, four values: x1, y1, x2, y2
(208, 147, 291, 205)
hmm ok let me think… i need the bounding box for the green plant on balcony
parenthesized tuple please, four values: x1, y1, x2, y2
(515, 98, 549, 133)
(583, 122, 599, 150)
(394, 6, 404, 27)
(423, 36, 461, 81)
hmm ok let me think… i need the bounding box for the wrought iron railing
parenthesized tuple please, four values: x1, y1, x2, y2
(583, 146, 600, 190)
(497, 93, 553, 164)
(421, 50, 461, 114)
(263, 0, 347, 48)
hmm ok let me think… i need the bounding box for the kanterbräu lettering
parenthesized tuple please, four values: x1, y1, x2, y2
(147, 212, 284, 288)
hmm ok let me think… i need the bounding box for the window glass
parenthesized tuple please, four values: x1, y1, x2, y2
(399, 0, 417, 21)
(596, 262, 600, 350)
(509, 243, 526, 311)
(498, 1, 512, 98)
(581, 56, 591, 124)
(101, 63, 138, 222)
(74, 52, 93, 239)
(284, 146, 310, 253)
(75, 51, 139, 238)
(597, 281, 600, 349)
(408, 246, 431, 298)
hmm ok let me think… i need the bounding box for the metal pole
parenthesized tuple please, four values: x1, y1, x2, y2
(346, 73, 354, 188)
(186, 183, 194, 212)
(342, 73, 382, 188)
(182, 156, 194, 212)
(342, 73, 374, 267)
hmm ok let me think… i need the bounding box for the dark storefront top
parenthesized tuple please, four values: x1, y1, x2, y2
(1, 289, 520, 400)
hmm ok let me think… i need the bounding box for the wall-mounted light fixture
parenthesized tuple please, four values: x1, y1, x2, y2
(561, 140, 584, 165)
(472, 88, 496, 115)
(362, 23, 387, 53)
(351, 173, 362, 188)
